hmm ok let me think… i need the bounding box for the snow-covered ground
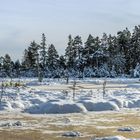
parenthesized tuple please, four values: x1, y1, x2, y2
(0, 78, 140, 114)
(0, 78, 140, 139)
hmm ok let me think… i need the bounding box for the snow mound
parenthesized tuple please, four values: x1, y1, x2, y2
(29, 98, 46, 105)
(118, 127, 135, 132)
(25, 100, 87, 114)
(127, 99, 140, 108)
(26, 81, 43, 86)
(62, 131, 81, 137)
(79, 100, 119, 111)
(11, 101, 25, 109)
(0, 121, 22, 127)
(0, 101, 13, 110)
(109, 98, 124, 108)
(92, 136, 127, 140)
(2, 78, 140, 114)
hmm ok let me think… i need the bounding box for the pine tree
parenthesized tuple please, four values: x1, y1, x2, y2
(21, 41, 39, 77)
(94, 33, 110, 77)
(3, 54, 14, 78)
(93, 36, 101, 69)
(58, 55, 66, 77)
(73, 35, 84, 77)
(108, 34, 126, 75)
(65, 35, 74, 69)
(47, 44, 59, 77)
(30, 41, 39, 69)
(130, 26, 140, 69)
(0, 57, 6, 77)
(14, 60, 21, 78)
(84, 34, 95, 67)
(22, 42, 37, 69)
(29, 41, 43, 81)
(1, 25, 140, 78)
(40, 33, 47, 68)
(101, 33, 109, 54)
(117, 28, 131, 73)
(73, 36, 83, 60)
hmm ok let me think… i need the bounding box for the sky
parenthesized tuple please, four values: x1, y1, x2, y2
(0, 0, 140, 60)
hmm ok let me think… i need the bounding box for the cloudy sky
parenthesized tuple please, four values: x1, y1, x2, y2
(0, 0, 140, 60)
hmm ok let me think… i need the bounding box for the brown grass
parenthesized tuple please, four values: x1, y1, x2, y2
(0, 110, 139, 140)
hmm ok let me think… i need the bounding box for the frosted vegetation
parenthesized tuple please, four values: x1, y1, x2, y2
(1, 26, 140, 81)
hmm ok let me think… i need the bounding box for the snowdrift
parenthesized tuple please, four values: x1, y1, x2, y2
(25, 99, 120, 114)
(79, 100, 119, 111)
(25, 100, 87, 114)
(92, 136, 127, 140)
(1, 78, 140, 114)
(127, 99, 140, 108)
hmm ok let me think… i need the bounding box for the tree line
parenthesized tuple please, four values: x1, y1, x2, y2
(1, 25, 140, 80)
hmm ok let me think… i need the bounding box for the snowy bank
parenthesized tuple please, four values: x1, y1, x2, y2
(25, 100, 87, 114)
(0, 78, 140, 114)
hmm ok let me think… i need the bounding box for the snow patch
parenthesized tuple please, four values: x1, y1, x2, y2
(62, 131, 81, 137)
(118, 127, 135, 132)
(92, 136, 127, 140)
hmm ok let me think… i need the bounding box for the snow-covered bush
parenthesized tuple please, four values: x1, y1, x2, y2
(133, 63, 140, 77)
(95, 64, 110, 77)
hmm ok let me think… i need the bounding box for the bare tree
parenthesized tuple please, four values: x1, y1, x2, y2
(0, 81, 5, 104)
(103, 79, 107, 98)
(72, 80, 76, 100)
(65, 69, 69, 84)
(62, 90, 69, 98)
